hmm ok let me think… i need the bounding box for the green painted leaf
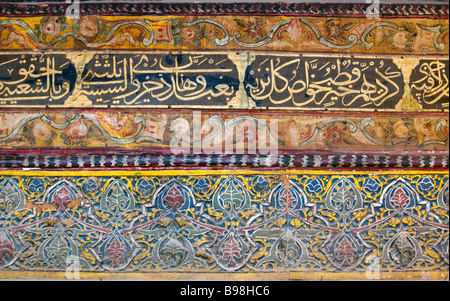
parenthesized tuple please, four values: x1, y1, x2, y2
(234, 18, 247, 28)
(252, 229, 284, 239)
(220, 182, 245, 210)
(40, 16, 50, 26)
(341, 22, 356, 31)
(60, 23, 70, 31)
(57, 16, 67, 24)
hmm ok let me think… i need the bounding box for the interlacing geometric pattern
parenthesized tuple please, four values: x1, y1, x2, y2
(0, 171, 447, 274)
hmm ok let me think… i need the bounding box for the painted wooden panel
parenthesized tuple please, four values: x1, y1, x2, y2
(0, 13, 448, 54)
(0, 169, 448, 279)
(0, 110, 448, 153)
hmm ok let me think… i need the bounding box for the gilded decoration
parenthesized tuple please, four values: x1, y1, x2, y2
(0, 170, 448, 279)
(0, 1, 448, 281)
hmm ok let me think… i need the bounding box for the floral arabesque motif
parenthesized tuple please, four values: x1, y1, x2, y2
(0, 172, 447, 276)
(325, 19, 356, 43)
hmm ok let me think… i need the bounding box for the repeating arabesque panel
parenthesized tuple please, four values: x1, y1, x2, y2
(0, 170, 447, 278)
(0, 0, 448, 280)
(0, 14, 448, 54)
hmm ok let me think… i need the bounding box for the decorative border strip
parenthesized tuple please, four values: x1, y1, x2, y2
(0, 2, 448, 18)
(1, 153, 448, 169)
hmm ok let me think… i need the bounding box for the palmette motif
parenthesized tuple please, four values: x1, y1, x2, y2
(0, 171, 447, 274)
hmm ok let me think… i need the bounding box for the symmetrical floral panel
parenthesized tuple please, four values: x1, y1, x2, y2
(0, 170, 448, 279)
(0, 0, 448, 280)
